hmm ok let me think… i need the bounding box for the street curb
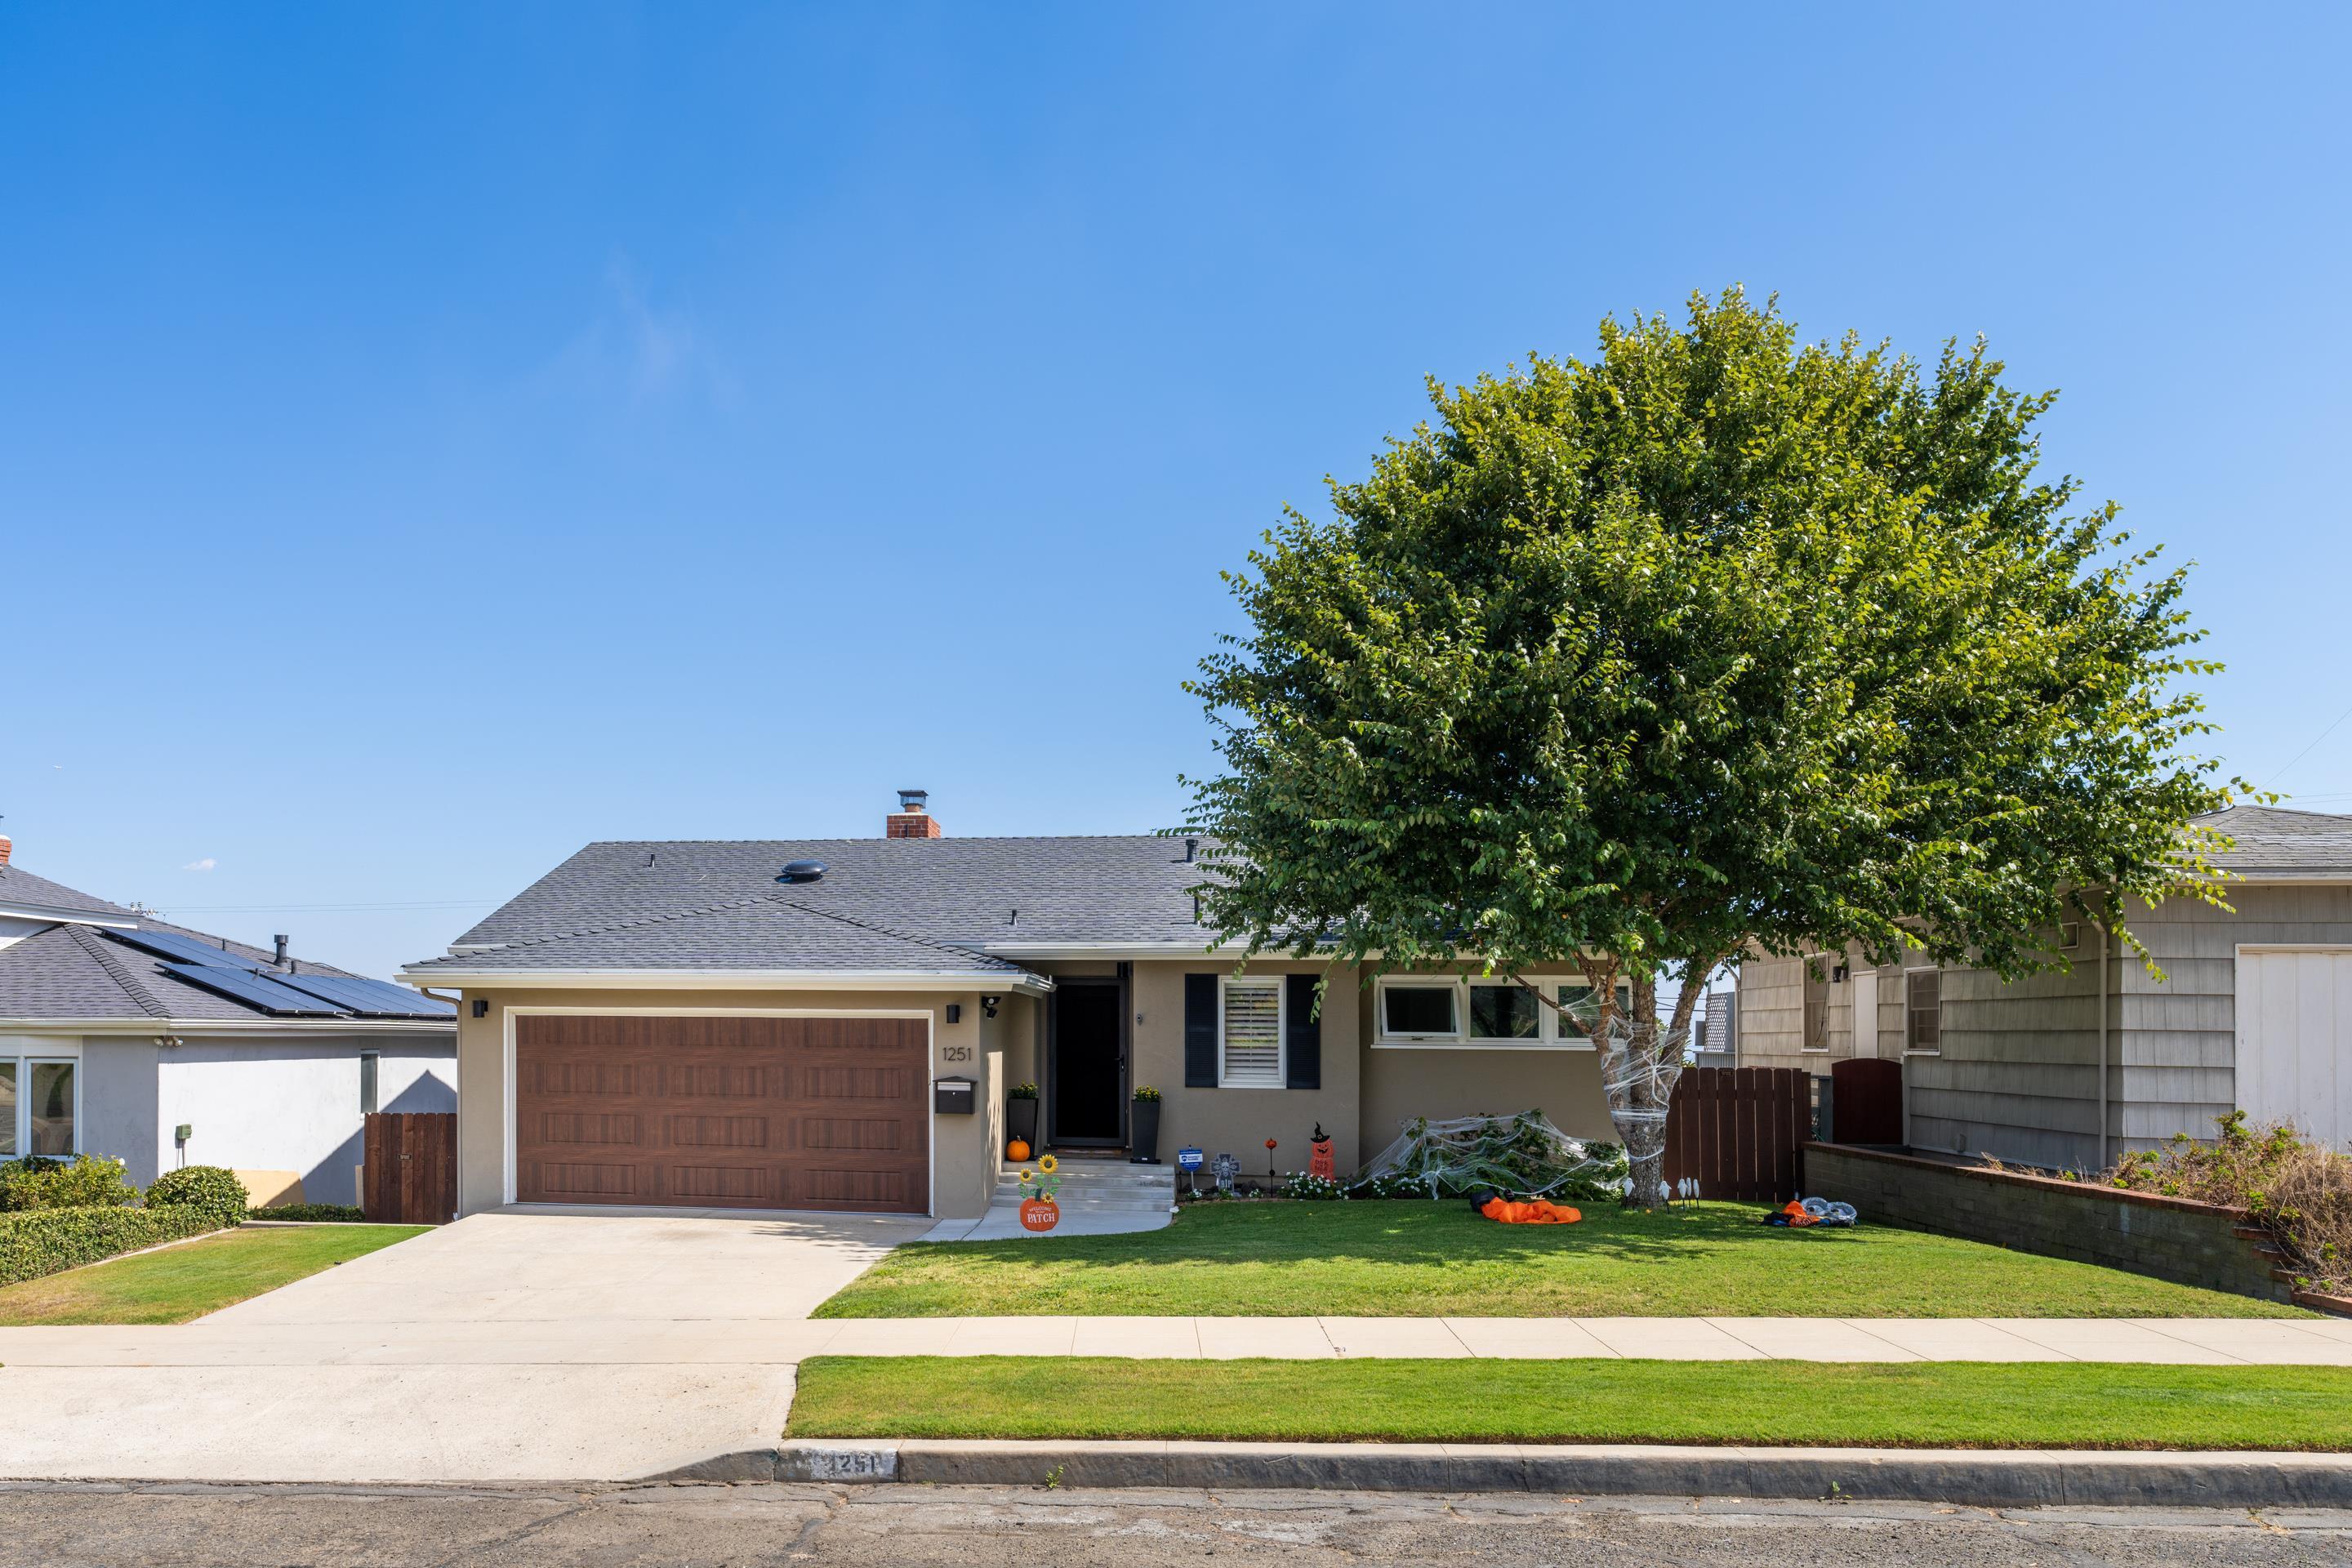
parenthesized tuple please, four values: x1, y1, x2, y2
(647, 1439, 2352, 1507)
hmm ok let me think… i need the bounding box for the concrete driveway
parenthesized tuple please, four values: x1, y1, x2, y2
(0, 1206, 933, 1483)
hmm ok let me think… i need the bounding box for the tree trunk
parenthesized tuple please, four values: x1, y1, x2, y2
(1605, 964, 1709, 1209)
(1615, 969, 1673, 1207)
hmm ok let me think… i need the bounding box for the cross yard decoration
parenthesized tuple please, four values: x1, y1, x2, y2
(1211, 1152, 1240, 1194)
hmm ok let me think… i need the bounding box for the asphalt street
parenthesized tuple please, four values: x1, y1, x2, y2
(2, 1481, 2348, 1566)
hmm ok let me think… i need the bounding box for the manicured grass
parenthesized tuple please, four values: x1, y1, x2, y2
(0, 1223, 429, 1325)
(815, 1200, 2310, 1319)
(790, 1355, 2352, 1450)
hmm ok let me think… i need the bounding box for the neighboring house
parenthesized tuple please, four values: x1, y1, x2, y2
(0, 835, 457, 1201)
(402, 791, 1624, 1221)
(1734, 805, 2352, 1169)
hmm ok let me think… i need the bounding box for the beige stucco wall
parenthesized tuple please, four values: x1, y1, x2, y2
(1357, 1027, 1618, 1152)
(1119, 958, 1365, 1177)
(452, 986, 1007, 1220)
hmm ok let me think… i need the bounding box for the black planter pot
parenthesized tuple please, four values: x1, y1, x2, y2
(1129, 1098, 1162, 1164)
(1006, 1097, 1039, 1148)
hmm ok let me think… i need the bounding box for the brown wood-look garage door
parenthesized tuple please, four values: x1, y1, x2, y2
(514, 1015, 929, 1213)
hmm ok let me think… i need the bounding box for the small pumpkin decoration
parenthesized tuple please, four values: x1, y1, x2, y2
(1007, 1138, 1031, 1162)
(1018, 1195, 1059, 1232)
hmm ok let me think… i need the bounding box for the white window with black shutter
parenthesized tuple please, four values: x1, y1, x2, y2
(1218, 976, 1283, 1087)
(1184, 972, 1322, 1091)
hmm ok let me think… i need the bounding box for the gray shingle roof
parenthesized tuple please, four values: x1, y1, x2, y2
(410, 894, 1037, 975)
(0, 863, 132, 918)
(415, 835, 1219, 978)
(2197, 806, 2352, 879)
(0, 862, 452, 1025)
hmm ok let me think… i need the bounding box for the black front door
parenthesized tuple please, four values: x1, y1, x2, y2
(1049, 982, 1125, 1146)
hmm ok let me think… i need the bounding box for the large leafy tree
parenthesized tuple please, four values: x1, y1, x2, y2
(1184, 288, 2241, 1205)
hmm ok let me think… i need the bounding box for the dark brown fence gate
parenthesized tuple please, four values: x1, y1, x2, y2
(362, 1111, 457, 1223)
(1662, 1067, 1809, 1201)
(1829, 1057, 1904, 1145)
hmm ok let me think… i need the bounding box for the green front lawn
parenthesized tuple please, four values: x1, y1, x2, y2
(791, 1356, 2352, 1450)
(0, 1223, 428, 1325)
(817, 1200, 2309, 1319)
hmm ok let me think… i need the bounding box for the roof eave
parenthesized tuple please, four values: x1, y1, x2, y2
(0, 902, 137, 929)
(0, 1017, 457, 1035)
(396, 967, 1054, 996)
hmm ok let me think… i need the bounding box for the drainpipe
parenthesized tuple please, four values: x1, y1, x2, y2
(2107, 921, 2126, 1175)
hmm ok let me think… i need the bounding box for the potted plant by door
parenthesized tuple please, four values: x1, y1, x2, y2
(1006, 1081, 1039, 1152)
(1130, 1085, 1163, 1165)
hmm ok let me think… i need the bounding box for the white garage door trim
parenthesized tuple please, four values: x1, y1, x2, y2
(501, 1006, 938, 1214)
(2234, 947, 2352, 1151)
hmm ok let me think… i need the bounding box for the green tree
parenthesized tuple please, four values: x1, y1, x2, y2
(1183, 288, 2242, 1205)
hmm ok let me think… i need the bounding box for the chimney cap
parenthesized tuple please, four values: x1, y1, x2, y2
(896, 789, 929, 813)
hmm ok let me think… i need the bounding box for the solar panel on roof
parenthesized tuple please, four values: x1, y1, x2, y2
(160, 962, 348, 1016)
(109, 928, 261, 969)
(269, 971, 456, 1018)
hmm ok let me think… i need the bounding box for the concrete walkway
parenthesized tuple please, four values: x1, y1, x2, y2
(770, 1312, 2352, 1364)
(0, 1206, 933, 1483)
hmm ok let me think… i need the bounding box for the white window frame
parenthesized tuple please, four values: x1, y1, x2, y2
(1374, 976, 1617, 1051)
(8, 1055, 82, 1159)
(360, 1050, 381, 1116)
(1217, 974, 1286, 1089)
(1904, 969, 1943, 1057)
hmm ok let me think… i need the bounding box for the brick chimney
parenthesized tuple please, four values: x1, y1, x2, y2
(886, 788, 942, 839)
(0, 832, 11, 868)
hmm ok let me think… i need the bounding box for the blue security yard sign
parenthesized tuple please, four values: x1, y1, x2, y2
(1177, 1147, 1204, 1170)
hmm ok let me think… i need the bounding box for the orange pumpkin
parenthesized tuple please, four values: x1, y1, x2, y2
(1018, 1196, 1059, 1232)
(1007, 1138, 1031, 1162)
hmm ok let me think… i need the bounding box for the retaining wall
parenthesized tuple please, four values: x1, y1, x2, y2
(1803, 1142, 2297, 1306)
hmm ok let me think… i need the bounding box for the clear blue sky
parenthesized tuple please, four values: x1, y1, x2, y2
(3, 4, 2347, 979)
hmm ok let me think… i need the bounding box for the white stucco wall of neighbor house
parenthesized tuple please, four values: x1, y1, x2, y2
(153, 1037, 456, 1205)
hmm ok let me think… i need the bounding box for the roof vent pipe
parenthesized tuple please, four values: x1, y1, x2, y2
(1184, 837, 1199, 863)
(273, 934, 290, 968)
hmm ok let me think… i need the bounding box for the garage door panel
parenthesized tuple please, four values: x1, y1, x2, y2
(2238, 951, 2351, 1150)
(515, 1015, 929, 1211)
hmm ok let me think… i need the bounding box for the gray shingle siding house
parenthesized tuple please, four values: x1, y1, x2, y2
(0, 837, 457, 1200)
(1732, 806, 2352, 1169)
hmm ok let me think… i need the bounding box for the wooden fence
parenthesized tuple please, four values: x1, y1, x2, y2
(1662, 1067, 1809, 1201)
(361, 1111, 457, 1223)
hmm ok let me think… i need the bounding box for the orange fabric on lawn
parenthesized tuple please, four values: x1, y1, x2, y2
(1478, 1196, 1583, 1225)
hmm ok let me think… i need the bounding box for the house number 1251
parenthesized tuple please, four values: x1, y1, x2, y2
(941, 1045, 972, 1062)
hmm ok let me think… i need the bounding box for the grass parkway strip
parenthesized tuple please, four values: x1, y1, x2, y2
(813, 1201, 2312, 1319)
(786, 1356, 2352, 1450)
(0, 1224, 430, 1325)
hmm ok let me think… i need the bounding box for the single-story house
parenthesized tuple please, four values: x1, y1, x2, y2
(0, 835, 457, 1201)
(1731, 805, 2352, 1168)
(401, 791, 1624, 1220)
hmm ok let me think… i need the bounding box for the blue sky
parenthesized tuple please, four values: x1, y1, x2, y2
(3, 4, 2347, 979)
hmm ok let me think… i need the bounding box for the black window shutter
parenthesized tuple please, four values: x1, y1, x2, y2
(1184, 973, 1218, 1088)
(1285, 973, 1321, 1090)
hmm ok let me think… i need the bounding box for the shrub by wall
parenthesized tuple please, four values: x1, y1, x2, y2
(0, 1154, 140, 1213)
(0, 1205, 228, 1288)
(145, 1165, 251, 1227)
(253, 1204, 367, 1223)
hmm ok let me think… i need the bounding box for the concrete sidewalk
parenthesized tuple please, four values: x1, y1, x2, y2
(765, 1312, 2352, 1364)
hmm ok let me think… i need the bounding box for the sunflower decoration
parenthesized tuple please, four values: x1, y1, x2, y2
(1018, 1152, 1062, 1204)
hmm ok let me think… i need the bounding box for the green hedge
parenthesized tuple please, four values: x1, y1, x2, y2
(145, 1165, 250, 1227)
(0, 1205, 229, 1288)
(253, 1203, 367, 1223)
(0, 1154, 140, 1213)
